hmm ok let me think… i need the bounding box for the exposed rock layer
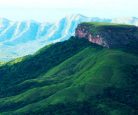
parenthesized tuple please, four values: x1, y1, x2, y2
(75, 23, 138, 48)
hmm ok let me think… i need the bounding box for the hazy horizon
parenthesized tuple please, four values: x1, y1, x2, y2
(0, 0, 138, 22)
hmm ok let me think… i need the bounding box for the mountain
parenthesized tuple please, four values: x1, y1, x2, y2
(0, 22, 138, 114)
(75, 22, 138, 48)
(1, 15, 138, 61)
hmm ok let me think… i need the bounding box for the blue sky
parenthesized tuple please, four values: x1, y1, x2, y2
(0, 0, 138, 22)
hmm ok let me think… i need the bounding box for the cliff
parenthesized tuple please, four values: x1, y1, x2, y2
(75, 22, 138, 48)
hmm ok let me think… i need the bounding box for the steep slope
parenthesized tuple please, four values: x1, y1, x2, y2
(1, 15, 138, 61)
(0, 22, 138, 115)
(75, 22, 138, 48)
(0, 39, 137, 114)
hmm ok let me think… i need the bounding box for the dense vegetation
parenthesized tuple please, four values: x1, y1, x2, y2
(0, 37, 92, 97)
(0, 23, 138, 115)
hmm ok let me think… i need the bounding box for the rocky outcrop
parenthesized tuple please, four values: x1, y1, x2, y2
(75, 22, 138, 48)
(75, 25, 108, 47)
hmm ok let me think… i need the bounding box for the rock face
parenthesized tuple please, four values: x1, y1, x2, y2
(75, 25, 108, 47)
(75, 22, 138, 48)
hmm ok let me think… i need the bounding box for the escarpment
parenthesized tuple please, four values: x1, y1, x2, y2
(75, 22, 138, 48)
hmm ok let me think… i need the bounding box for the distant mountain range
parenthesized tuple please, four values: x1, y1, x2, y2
(0, 14, 138, 61)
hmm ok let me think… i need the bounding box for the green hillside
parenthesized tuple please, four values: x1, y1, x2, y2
(0, 23, 138, 115)
(0, 37, 92, 97)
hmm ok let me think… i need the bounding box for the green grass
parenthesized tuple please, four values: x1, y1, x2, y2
(80, 22, 136, 31)
(0, 37, 92, 97)
(0, 40, 137, 114)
